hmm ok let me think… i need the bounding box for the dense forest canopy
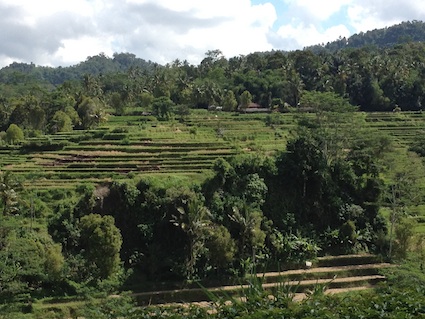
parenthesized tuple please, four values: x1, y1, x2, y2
(306, 20, 425, 52)
(306, 21, 425, 52)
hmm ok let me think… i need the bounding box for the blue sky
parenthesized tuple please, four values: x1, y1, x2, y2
(0, 0, 424, 68)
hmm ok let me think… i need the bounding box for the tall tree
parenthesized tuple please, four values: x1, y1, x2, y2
(0, 171, 21, 216)
(79, 214, 123, 279)
(5, 124, 24, 144)
(152, 96, 175, 120)
(228, 204, 266, 262)
(239, 90, 252, 111)
(384, 152, 425, 259)
(222, 90, 238, 111)
(51, 111, 73, 133)
(172, 197, 211, 278)
(82, 74, 103, 98)
(77, 97, 107, 129)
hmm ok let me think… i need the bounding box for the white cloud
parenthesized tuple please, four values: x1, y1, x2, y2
(177, 2, 276, 60)
(1, 0, 94, 22)
(282, 0, 352, 22)
(271, 0, 424, 51)
(52, 36, 115, 67)
(0, 0, 278, 67)
(275, 23, 351, 49)
(347, 0, 425, 33)
(0, 0, 423, 68)
(112, 0, 277, 63)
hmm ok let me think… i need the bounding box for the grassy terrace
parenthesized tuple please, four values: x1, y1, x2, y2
(1, 110, 425, 191)
(0, 110, 281, 189)
(364, 111, 425, 145)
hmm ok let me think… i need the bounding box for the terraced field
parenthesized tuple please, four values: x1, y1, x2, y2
(128, 254, 392, 306)
(0, 111, 290, 190)
(32, 254, 392, 314)
(365, 111, 425, 146)
(1, 110, 425, 194)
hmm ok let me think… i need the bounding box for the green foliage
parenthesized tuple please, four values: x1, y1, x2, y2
(0, 217, 65, 299)
(152, 96, 175, 120)
(3, 31, 425, 311)
(384, 153, 425, 259)
(270, 232, 320, 264)
(228, 205, 266, 261)
(172, 197, 211, 279)
(138, 92, 154, 108)
(307, 20, 425, 52)
(109, 91, 127, 116)
(0, 171, 22, 216)
(205, 224, 236, 270)
(77, 97, 107, 129)
(222, 90, 238, 111)
(192, 78, 223, 108)
(5, 124, 24, 144)
(393, 218, 416, 260)
(1, 26, 425, 115)
(299, 90, 357, 112)
(50, 111, 73, 133)
(175, 104, 191, 122)
(338, 220, 357, 252)
(73, 293, 136, 319)
(79, 214, 123, 280)
(239, 90, 252, 110)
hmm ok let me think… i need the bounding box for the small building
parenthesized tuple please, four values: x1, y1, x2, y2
(238, 102, 271, 113)
(208, 105, 223, 111)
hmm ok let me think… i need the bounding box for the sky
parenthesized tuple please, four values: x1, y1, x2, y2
(0, 0, 424, 68)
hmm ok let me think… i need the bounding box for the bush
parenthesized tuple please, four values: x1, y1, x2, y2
(5, 124, 24, 144)
(102, 133, 128, 140)
(21, 140, 69, 152)
(393, 218, 416, 259)
(111, 127, 129, 134)
(205, 224, 236, 271)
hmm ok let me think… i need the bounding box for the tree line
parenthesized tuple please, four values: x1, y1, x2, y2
(1, 22, 425, 138)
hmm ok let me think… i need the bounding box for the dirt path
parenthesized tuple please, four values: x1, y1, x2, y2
(133, 263, 392, 298)
(260, 262, 393, 278)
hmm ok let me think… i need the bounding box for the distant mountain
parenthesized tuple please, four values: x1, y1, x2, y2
(0, 52, 156, 86)
(306, 20, 425, 53)
(2, 20, 425, 89)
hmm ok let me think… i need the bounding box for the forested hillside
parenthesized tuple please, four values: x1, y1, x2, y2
(0, 52, 155, 87)
(1, 22, 425, 136)
(307, 20, 425, 52)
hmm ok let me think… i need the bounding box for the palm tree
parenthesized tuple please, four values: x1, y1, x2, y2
(172, 197, 211, 278)
(287, 69, 304, 107)
(228, 204, 266, 261)
(0, 171, 21, 216)
(82, 74, 103, 98)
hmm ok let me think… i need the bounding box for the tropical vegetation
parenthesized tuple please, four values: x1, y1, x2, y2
(0, 20, 425, 318)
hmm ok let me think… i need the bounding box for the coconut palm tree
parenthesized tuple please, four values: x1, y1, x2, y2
(0, 171, 21, 216)
(172, 197, 211, 278)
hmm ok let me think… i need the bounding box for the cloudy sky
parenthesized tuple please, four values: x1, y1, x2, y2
(0, 0, 424, 68)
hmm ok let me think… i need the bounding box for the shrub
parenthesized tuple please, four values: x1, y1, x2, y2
(393, 218, 416, 259)
(5, 124, 24, 144)
(205, 224, 236, 270)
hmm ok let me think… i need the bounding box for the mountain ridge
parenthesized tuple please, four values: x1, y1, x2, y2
(305, 20, 425, 53)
